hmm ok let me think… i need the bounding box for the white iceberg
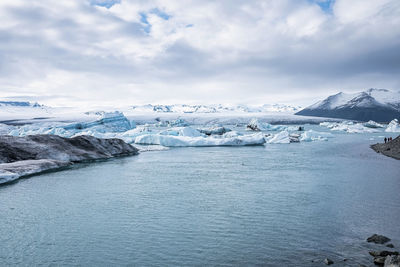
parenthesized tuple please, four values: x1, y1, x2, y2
(364, 120, 384, 128)
(300, 130, 334, 142)
(198, 126, 231, 135)
(134, 133, 265, 147)
(6, 111, 135, 138)
(265, 131, 290, 144)
(320, 121, 379, 133)
(159, 126, 204, 137)
(385, 119, 400, 132)
(247, 118, 286, 131)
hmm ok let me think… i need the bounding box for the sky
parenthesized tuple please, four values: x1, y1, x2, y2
(0, 0, 399, 107)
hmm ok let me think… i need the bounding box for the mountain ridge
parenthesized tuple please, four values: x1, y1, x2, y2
(296, 88, 400, 122)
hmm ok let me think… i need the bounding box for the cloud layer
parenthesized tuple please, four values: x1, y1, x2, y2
(0, 0, 399, 106)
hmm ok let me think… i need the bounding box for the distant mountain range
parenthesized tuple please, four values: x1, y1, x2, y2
(131, 104, 301, 114)
(0, 101, 42, 107)
(296, 88, 400, 122)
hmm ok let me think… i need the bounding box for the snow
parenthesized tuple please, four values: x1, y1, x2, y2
(307, 92, 357, 110)
(131, 104, 301, 114)
(385, 119, 400, 132)
(304, 88, 400, 111)
(367, 88, 400, 106)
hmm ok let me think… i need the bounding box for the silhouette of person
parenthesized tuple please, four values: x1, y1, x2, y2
(384, 137, 387, 143)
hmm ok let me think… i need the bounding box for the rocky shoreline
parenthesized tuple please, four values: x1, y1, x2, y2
(0, 135, 139, 184)
(311, 234, 399, 266)
(371, 135, 400, 160)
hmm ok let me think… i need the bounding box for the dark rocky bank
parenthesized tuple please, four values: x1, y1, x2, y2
(371, 135, 400, 160)
(0, 135, 139, 184)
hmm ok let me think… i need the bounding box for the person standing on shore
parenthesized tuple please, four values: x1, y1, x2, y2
(385, 137, 387, 143)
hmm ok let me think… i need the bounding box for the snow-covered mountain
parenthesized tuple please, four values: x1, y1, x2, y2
(131, 104, 301, 114)
(0, 101, 42, 107)
(296, 89, 400, 122)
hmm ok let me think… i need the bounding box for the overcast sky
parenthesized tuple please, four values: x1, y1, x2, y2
(0, 0, 399, 107)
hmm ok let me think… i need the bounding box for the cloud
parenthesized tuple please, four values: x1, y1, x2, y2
(0, 0, 399, 107)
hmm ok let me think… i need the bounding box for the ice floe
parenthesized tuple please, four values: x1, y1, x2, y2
(7, 111, 135, 138)
(363, 120, 384, 128)
(385, 119, 400, 132)
(320, 121, 380, 133)
(246, 118, 287, 131)
(300, 130, 333, 142)
(198, 126, 231, 135)
(265, 131, 290, 144)
(135, 132, 266, 147)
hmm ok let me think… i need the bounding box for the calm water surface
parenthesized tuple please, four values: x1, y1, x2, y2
(1, 127, 399, 266)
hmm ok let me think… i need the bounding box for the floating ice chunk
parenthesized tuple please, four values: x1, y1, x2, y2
(300, 130, 333, 142)
(222, 131, 240, 138)
(169, 118, 189, 127)
(0, 123, 15, 135)
(63, 111, 133, 132)
(198, 126, 231, 135)
(385, 119, 400, 132)
(321, 121, 379, 133)
(266, 131, 290, 144)
(159, 127, 204, 137)
(134, 145, 169, 152)
(364, 120, 384, 128)
(134, 133, 265, 147)
(247, 118, 286, 131)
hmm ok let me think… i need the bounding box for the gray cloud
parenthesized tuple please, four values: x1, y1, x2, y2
(0, 0, 399, 107)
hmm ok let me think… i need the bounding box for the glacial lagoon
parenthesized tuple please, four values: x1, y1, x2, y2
(1, 126, 399, 266)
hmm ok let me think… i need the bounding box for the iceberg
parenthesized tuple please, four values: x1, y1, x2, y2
(134, 133, 265, 147)
(159, 127, 204, 137)
(320, 121, 379, 133)
(6, 111, 135, 138)
(265, 131, 290, 144)
(364, 120, 384, 128)
(385, 119, 400, 132)
(300, 130, 333, 142)
(62, 111, 133, 133)
(198, 126, 231, 135)
(247, 118, 287, 131)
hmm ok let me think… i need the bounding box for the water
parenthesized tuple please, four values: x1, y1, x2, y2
(1, 127, 399, 266)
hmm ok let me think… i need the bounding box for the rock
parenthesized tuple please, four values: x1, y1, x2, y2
(324, 258, 334, 265)
(370, 251, 399, 257)
(387, 244, 395, 248)
(367, 234, 391, 244)
(375, 256, 387, 265)
(384, 255, 400, 267)
(371, 136, 400, 160)
(0, 135, 139, 184)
